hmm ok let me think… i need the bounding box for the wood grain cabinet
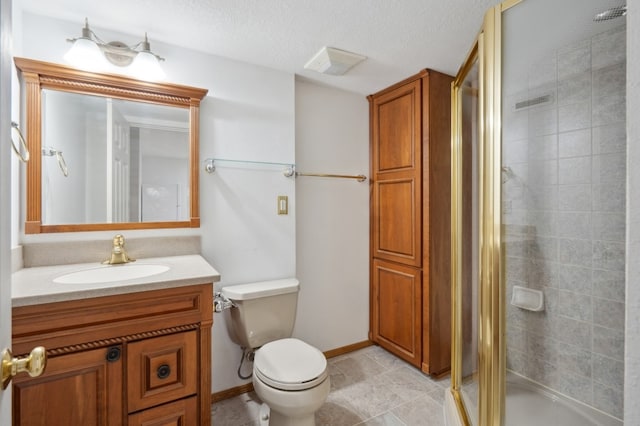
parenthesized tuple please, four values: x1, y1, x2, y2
(368, 69, 453, 376)
(12, 284, 213, 426)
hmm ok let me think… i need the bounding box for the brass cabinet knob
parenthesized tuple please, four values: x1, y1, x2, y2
(1, 346, 47, 389)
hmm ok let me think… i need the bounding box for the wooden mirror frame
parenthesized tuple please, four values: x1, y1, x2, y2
(14, 57, 208, 234)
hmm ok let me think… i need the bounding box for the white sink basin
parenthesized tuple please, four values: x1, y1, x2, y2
(53, 264, 170, 284)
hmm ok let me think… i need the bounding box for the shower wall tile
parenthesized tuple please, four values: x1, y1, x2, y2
(592, 63, 626, 101)
(593, 297, 625, 330)
(524, 355, 558, 388)
(558, 102, 591, 132)
(558, 184, 591, 211)
(528, 134, 557, 161)
(558, 156, 591, 184)
(592, 240, 625, 271)
(593, 325, 625, 360)
(593, 382, 623, 418)
(507, 326, 527, 351)
(527, 185, 558, 211)
(506, 256, 528, 282)
(592, 182, 625, 212)
(555, 370, 593, 406)
(528, 212, 557, 237)
(557, 211, 592, 239)
(592, 95, 626, 127)
(507, 348, 527, 374)
(592, 212, 625, 242)
(558, 39, 591, 79)
(503, 110, 528, 141)
(591, 25, 626, 70)
(592, 153, 626, 184)
(550, 315, 591, 350)
(522, 310, 549, 336)
(558, 264, 592, 294)
(557, 71, 591, 106)
(507, 304, 529, 329)
(528, 159, 558, 184)
(528, 54, 557, 88)
(527, 259, 559, 289)
(556, 342, 592, 378)
(503, 138, 528, 163)
(592, 269, 625, 302)
(592, 123, 626, 155)
(558, 290, 592, 322)
(558, 238, 592, 268)
(505, 238, 529, 258)
(593, 354, 625, 390)
(559, 129, 591, 158)
(530, 236, 558, 261)
(503, 210, 528, 229)
(543, 287, 559, 314)
(529, 107, 558, 136)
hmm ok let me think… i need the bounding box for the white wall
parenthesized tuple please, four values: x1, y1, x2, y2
(13, 11, 371, 395)
(625, 0, 640, 422)
(293, 80, 369, 351)
(14, 12, 297, 393)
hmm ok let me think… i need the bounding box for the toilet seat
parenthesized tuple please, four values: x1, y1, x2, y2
(254, 338, 328, 391)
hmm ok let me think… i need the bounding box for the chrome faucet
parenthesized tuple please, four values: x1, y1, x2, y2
(103, 234, 135, 265)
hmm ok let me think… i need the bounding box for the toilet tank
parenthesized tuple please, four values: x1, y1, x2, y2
(221, 278, 299, 350)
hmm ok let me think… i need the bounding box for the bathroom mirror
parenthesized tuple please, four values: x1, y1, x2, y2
(15, 57, 208, 233)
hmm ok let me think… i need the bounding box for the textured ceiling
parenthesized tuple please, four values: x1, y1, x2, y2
(18, 0, 501, 94)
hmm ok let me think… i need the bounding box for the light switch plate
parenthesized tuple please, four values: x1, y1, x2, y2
(277, 195, 288, 215)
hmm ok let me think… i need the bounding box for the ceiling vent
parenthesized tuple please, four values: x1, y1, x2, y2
(304, 46, 366, 76)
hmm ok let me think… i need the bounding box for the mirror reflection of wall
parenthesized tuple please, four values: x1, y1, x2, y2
(41, 90, 189, 225)
(137, 126, 189, 222)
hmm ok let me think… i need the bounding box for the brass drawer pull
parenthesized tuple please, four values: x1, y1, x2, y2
(157, 364, 171, 379)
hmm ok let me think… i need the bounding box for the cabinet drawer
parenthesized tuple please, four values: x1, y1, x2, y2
(127, 331, 198, 412)
(128, 396, 198, 426)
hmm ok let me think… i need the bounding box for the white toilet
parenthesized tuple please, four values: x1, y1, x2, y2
(221, 278, 330, 426)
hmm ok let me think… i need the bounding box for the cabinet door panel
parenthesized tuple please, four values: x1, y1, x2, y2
(128, 331, 198, 413)
(372, 80, 421, 174)
(371, 259, 422, 367)
(374, 177, 420, 264)
(13, 347, 123, 426)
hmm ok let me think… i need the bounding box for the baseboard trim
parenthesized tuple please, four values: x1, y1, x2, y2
(211, 383, 254, 404)
(324, 340, 373, 359)
(211, 340, 373, 403)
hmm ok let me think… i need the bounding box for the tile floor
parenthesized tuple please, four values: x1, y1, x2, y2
(211, 344, 450, 425)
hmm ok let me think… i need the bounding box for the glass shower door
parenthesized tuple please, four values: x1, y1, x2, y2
(452, 46, 481, 425)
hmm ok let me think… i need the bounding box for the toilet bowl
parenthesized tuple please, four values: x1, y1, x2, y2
(253, 338, 330, 426)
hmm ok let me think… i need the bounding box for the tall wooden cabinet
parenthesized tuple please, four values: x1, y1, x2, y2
(368, 69, 453, 376)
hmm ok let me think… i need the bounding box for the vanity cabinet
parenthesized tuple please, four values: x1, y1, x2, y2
(368, 69, 453, 376)
(12, 283, 213, 426)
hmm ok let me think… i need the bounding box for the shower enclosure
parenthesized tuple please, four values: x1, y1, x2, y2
(447, 0, 626, 425)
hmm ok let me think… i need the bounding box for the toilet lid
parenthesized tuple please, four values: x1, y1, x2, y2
(254, 338, 328, 391)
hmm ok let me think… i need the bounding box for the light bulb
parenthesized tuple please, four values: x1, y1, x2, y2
(130, 51, 166, 81)
(64, 38, 106, 72)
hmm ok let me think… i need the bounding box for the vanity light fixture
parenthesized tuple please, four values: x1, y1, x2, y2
(65, 18, 166, 81)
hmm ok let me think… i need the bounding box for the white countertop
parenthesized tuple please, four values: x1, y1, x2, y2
(12, 254, 220, 307)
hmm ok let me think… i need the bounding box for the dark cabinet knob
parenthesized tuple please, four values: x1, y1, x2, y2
(106, 347, 121, 362)
(157, 364, 171, 379)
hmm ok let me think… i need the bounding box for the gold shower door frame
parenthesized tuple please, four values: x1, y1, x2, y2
(450, 1, 522, 425)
